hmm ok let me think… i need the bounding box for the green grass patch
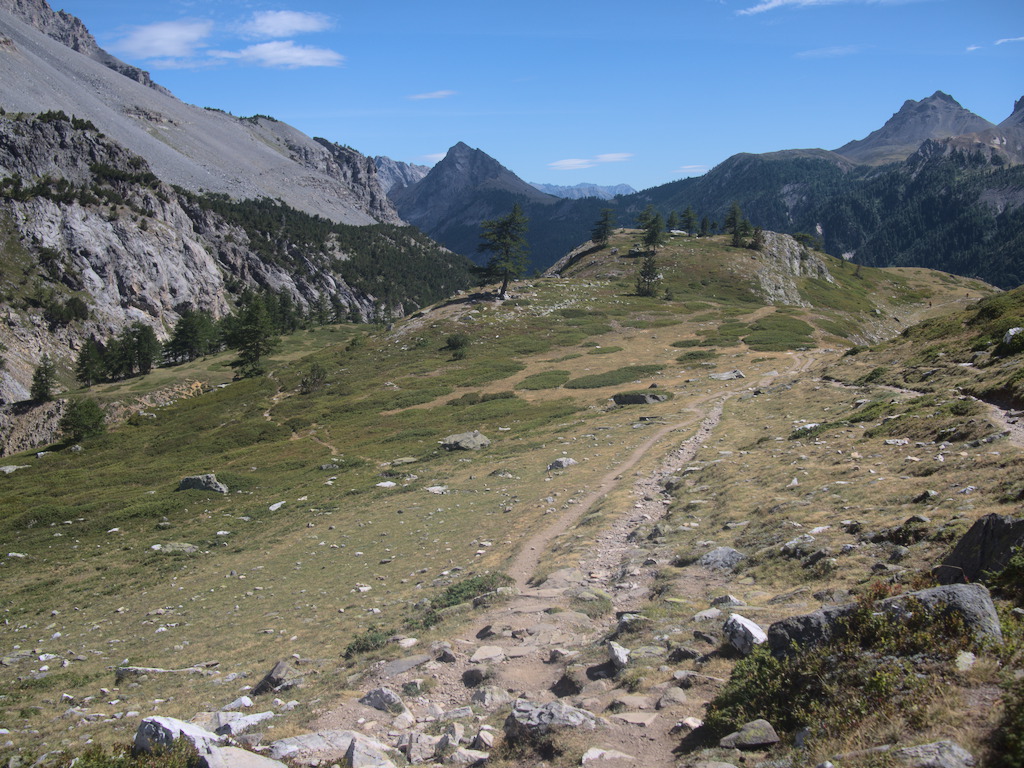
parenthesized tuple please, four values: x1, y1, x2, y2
(676, 349, 718, 363)
(563, 365, 663, 389)
(743, 314, 816, 351)
(517, 370, 572, 390)
(587, 346, 622, 355)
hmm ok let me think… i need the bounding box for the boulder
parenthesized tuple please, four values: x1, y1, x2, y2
(548, 457, 578, 470)
(607, 641, 630, 670)
(359, 686, 407, 714)
(504, 699, 601, 744)
(768, 583, 1002, 657)
(345, 733, 399, 768)
(401, 732, 440, 764)
(178, 474, 229, 494)
(203, 746, 288, 768)
(267, 731, 361, 763)
(894, 740, 975, 768)
(723, 614, 767, 656)
(445, 748, 489, 766)
(440, 431, 490, 451)
(709, 370, 745, 381)
(612, 392, 668, 405)
(214, 710, 274, 736)
(697, 547, 746, 572)
(134, 716, 223, 755)
(933, 513, 1024, 585)
(471, 685, 513, 710)
(719, 718, 780, 749)
(252, 660, 298, 695)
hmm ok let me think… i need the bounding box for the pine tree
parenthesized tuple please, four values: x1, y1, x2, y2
(224, 293, 280, 377)
(682, 206, 699, 234)
(636, 253, 660, 297)
(478, 204, 529, 298)
(59, 398, 106, 442)
(591, 208, 615, 247)
(30, 354, 57, 402)
(74, 337, 106, 387)
(666, 211, 679, 231)
(642, 211, 665, 253)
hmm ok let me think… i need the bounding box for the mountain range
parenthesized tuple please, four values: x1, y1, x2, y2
(388, 91, 1024, 285)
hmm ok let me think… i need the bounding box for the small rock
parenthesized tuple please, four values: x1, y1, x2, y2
(719, 718, 780, 749)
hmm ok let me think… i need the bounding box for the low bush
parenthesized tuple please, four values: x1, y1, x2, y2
(517, 370, 571, 390)
(564, 365, 661, 389)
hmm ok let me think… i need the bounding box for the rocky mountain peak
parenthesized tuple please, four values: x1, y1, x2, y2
(1003, 96, 1024, 128)
(835, 91, 995, 166)
(0, 0, 167, 92)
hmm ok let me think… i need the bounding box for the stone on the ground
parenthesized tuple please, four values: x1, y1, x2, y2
(724, 613, 767, 656)
(214, 710, 274, 736)
(359, 686, 407, 714)
(178, 474, 228, 494)
(134, 716, 223, 755)
(445, 747, 489, 766)
(504, 699, 602, 744)
(472, 729, 495, 750)
(656, 687, 688, 709)
(548, 457, 578, 470)
(582, 747, 636, 762)
(470, 645, 506, 663)
(471, 685, 513, 710)
(345, 733, 399, 768)
(710, 369, 745, 381)
(222, 695, 253, 711)
(401, 732, 440, 764)
(267, 730, 362, 763)
(768, 583, 1002, 656)
(252, 660, 298, 695)
(933, 513, 1024, 585)
(894, 740, 975, 768)
(203, 746, 287, 768)
(697, 547, 746, 571)
(719, 718, 780, 749)
(440, 431, 490, 451)
(607, 641, 630, 669)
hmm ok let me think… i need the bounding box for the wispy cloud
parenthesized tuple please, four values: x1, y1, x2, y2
(795, 44, 861, 58)
(113, 20, 214, 59)
(240, 11, 332, 39)
(966, 44, 982, 52)
(674, 164, 708, 176)
(738, 0, 909, 15)
(548, 153, 633, 171)
(408, 90, 457, 100)
(996, 36, 1024, 45)
(212, 41, 344, 68)
(421, 153, 447, 164)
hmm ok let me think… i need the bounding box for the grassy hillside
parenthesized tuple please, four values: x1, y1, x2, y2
(0, 233, 1017, 765)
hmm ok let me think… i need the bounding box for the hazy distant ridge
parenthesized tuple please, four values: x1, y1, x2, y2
(530, 182, 636, 200)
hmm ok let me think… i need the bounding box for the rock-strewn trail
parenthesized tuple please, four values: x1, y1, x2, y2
(304, 357, 819, 767)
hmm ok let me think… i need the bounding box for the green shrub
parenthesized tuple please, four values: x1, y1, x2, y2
(344, 627, 394, 658)
(676, 349, 718, 363)
(67, 739, 201, 768)
(59, 398, 106, 442)
(433, 573, 514, 610)
(702, 586, 976, 742)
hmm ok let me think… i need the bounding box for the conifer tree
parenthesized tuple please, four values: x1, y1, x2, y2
(478, 203, 529, 298)
(636, 253, 660, 297)
(30, 354, 57, 402)
(591, 208, 616, 247)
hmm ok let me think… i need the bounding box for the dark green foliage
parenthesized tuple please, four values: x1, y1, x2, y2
(703, 586, 976, 742)
(74, 337, 105, 387)
(222, 292, 280, 377)
(446, 391, 516, 406)
(478, 204, 530, 296)
(743, 314, 816, 351)
(105, 323, 162, 379)
(676, 349, 718, 363)
(635, 253, 660, 297)
(432, 573, 514, 610)
(299, 362, 327, 394)
(990, 547, 1024, 605)
(59, 398, 106, 442)
(591, 208, 615, 246)
(30, 354, 57, 402)
(185, 192, 473, 311)
(993, 676, 1024, 767)
(165, 309, 221, 364)
(445, 333, 471, 351)
(343, 627, 394, 658)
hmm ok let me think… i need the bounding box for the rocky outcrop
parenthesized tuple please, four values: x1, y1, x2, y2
(0, 399, 64, 455)
(374, 156, 430, 194)
(768, 583, 1002, 656)
(755, 232, 834, 306)
(933, 513, 1024, 585)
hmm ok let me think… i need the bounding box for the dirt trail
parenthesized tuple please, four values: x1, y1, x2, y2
(315, 352, 823, 766)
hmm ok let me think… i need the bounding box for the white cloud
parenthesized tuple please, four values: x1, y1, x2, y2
(995, 36, 1024, 45)
(240, 11, 332, 39)
(549, 158, 596, 170)
(421, 153, 447, 164)
(113, 20, 214, 59)
(548, 153, 634, 171)
(674, 164, 708, 176)
(408, 90, 457, 100)
(966, 44, 982, 52)
(738, 0, 908, 15)
(795, 44, 861, 58)
(212, 40, 344, 68)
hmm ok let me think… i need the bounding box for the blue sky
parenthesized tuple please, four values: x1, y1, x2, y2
(57, 0, 1023, 191)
